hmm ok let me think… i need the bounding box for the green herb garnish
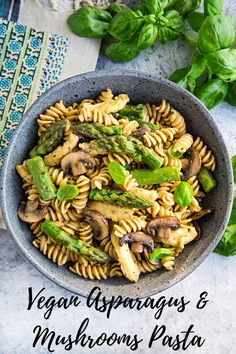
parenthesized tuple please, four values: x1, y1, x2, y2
(57, 184, 79, 201)
(108, 162, 127, 185)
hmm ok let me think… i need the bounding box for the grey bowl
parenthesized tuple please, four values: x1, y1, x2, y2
(1, 70, 233, 299)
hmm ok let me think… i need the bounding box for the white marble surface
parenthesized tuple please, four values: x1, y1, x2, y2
(1, 1, 236, 353)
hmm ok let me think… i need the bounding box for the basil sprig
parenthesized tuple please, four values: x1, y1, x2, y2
(67, 0, 184, 63)
(170, 1, 236, 110)
(108, 162, 127, 184)
(57, 184, 79, 201)
(174, 182, 193, 207)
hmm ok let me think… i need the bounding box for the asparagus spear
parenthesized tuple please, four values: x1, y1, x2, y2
(126, 116, 159, 132)
(30, 120, 65, 157)
(73, 123, 122, 139)
(89, 187, 152, 208)
(41, 220, 111, 263)
(81, 135, 163, 169)
(119, 104, 146, 119)
(25, 156, 56, 200)
(198, 166, 217, 193)
(118, 104, 159, 131)
(131, 167, 180, 185)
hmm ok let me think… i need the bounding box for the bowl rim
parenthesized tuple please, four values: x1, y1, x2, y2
(1, 69, 234, 299)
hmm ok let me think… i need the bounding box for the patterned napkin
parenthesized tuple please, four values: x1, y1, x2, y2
(0, 17, 69, 167)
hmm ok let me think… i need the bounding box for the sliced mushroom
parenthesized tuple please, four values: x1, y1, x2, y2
(84, 210, 109, 240)
(61, 150, 95, 176)
(182, 147, 201, 180)
(146, 216, 180, 237)
(132, 126, 151, 140)
(18, 200, 48, 223)
(191, 208, 214, 220)
(119, 231, 154, 253)
(131, 243, 145, 254)
(193, 221, 201, 240)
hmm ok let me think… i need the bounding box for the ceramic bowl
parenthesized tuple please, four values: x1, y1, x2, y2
(1, 70, 233, 299)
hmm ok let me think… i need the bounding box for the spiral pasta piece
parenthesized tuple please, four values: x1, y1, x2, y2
(164, 108, 186, 137)
(103, 153, 133, 166)
(109, 262, 123, 277)
(172, 133, 193, 153)
(192, 136, 216, 170)
(122, 172, 138, 191)
(77, 104, 119, 126)
(100, 236, 118, 260)
(37, 101, 67, 135)
(32, 235, 69, 266)
(78, 221, 93, 244)
(113, 216, 147, 238)
(144, 103, 161, 124)
(147, 201, 160, 218)
(143, 128, 177, 148)
(97, 89, 114, 102)
(161, 256, 175, 270)
(157, 99, 172, 118)
(118, 118, 139, 136)
(71, 175, 90, 214)
(70, 263, 110, 280)
(135, 253, 160, 273)
(163, 155, 182, 169)
(48, 167, 69, 186)
(91, 166, 111, 189)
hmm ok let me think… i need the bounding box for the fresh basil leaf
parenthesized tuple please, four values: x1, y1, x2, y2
(228, 198, 236, 226)
(196, 78, 228, 109)
(197, 16, 235, 54)
(232, 155, 236, 184)
(67, 7, 112, 38)
(136, 4, 150, 15)
(142, 0, 169, 15)
(105, 39, 140, 62)
(225, 81, 236, 106)
(173, 0, 201, 16)
(157, 10, 184, 43)
(150, 247, 174, 263)
(108, 161, 127, 184)
(205, 49, 236, 82)
(137, 23, 158, 50)
(108, 8, 143, 41)
(204, 0, 223, 16)
(169, 66, 189, 89)
(143, 14, 157, 24)
(57, 184, 79, 201)
(186, 54, 206, 92)
(214, 224, 236, 256)
(168, 146, 183, 159)
(107, 3, 125, 15)
(174, 182, 193, 207)
(187, 11, 205, 32)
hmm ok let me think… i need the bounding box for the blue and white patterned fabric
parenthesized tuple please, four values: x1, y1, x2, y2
(0, 17, 69, 167)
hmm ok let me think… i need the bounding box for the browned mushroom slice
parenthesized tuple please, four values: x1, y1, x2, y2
(193, 221, 201, 240)
(18, 200, 48, 223)
(132, 126, 151, 140)
(146, 216, 180, 237)
(191, 208, 214, 220)
(182, 148, 201, 180)
(84, 210, 109, 240)
(61, 150, 95, 176)
(119, 232, 154, 253)
(131, 243, 144, 254)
